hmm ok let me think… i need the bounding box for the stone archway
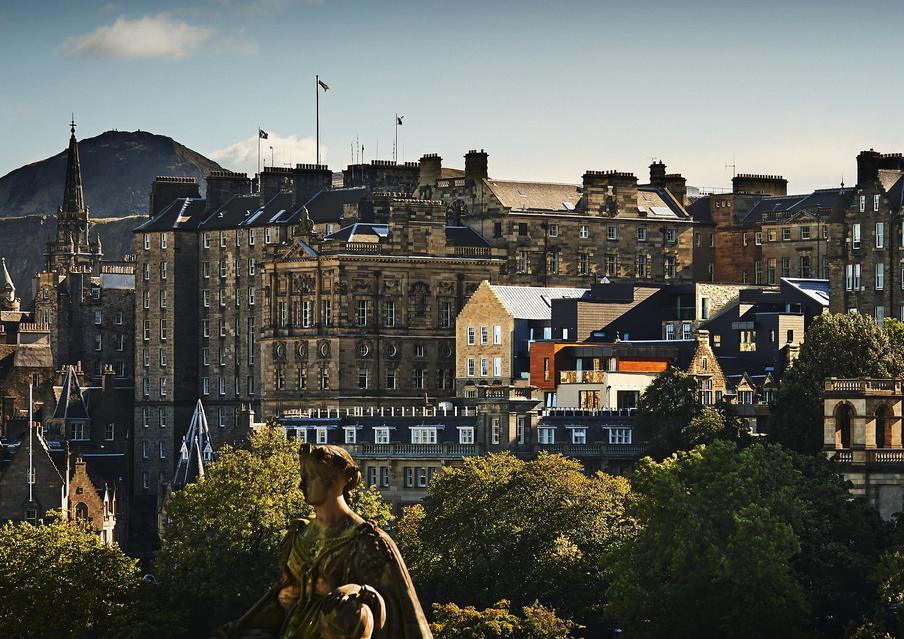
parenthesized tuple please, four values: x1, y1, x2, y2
(834, 402, 853, 449)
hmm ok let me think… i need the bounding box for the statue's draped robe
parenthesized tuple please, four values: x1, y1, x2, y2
(227, 518, 432, 639)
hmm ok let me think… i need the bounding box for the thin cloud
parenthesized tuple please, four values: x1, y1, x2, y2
(209, 133, 325, 176)
(62, 13, 214, 59)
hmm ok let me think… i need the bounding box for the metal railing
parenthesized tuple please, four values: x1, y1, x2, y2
(345, 442, 480, 458)
(537, 442, 646, 458)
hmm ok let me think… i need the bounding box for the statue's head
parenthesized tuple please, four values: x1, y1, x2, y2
(299, 443, 362, 506)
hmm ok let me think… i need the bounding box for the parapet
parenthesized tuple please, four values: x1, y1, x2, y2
(208, 170, 249, 179)
(295, 163, 329, 171)
(154, 176, 197, 183)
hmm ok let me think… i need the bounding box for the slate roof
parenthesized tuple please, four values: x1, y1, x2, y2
(287, 187, 369, 224)
(325, 223, 390, 243)
(743, 188, 851, 224)
(100, 273, 134, 290)
(445, 226, 490, 248)
(198, 194, 262, 230)
(237, 192, 295, 228)
(782, 278, 829, 307)
(484, 179, 582, 212)
(687, 196, 712, 223)
(490, 284, 589, 320)
(134, 198, 206, 232)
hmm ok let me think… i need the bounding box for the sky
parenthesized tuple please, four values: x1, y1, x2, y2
(1, 0, 903, 193)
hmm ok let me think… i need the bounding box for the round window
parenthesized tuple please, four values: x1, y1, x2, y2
(387, 344, 398, 358)
(359, 343, 370, 358)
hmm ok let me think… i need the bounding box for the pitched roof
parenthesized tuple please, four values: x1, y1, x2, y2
(61, 124, 85, 214)
(445, 226, 490, 248)
(53, 366, 90, 420)
(288, 187, 368, 224)
(172, 400, 214, 489)
(198, 194, 262, 230)
(237, 191, 295, 228)
(782, 277, 829, 307)
(325, 223, 390, 243)
(484, 179, 582, 212)
(743, 188, 851, 224)
(134, 198, 206, 232)
(490, 284, 588, 320)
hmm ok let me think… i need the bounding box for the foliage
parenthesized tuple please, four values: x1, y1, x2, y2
(397, 452, 630, 633)
(0, 519, 148, 639)
(154, 427, 393, 637)
(604, 441, 888, 639)
(431, 600, 579, 639)
(771, 313, 904, 454)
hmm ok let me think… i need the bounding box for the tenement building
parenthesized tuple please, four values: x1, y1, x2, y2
(829, 150, 904, 319)
(417, 152, 696, 286)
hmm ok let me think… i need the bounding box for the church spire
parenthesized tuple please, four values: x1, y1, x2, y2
(60, 116, 85, 216)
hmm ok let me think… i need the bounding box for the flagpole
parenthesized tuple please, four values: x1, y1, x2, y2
(394, 113, 398, 164)
(28, 382, 33, 503)
(257, 125, 261, 189)
(316, 75, 320, 166)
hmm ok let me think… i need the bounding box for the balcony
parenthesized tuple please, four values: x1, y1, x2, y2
(345, 442, 480, 458)
(827, 449, 904, 464)
(559, 370, 607, 384)
(450, 246, 491, 258)
(537, 442, 646, 459)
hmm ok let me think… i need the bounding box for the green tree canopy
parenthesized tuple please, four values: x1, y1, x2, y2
(397, 452, 630, 633)
(154, 427, 393, 637)
(771, 313, 904, 454)
(605, 440, 887, 639)
(431, 600, 579, 639)
(0, 519, 147, 639)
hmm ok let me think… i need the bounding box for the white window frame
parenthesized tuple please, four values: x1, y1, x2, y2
(411, 427, 437, 445)
(375, 427, 390, 444)
(459, 426, 474, 445)
(538, 427, 555, 445)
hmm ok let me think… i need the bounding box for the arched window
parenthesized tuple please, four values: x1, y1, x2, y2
(835, 404, 852, 449)
(75, 502, 89, 522)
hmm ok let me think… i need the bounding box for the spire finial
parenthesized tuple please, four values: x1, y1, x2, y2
(70, 114, 76, 137)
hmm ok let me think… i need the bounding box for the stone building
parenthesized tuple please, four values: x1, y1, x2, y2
(455, 281, 587, 391)
(419, 152, 697, 286)
(823, 378, 904, 519)
(259, 194, 505, 416)
(828, 150, 904, 319)
(32, 123, 135, 383)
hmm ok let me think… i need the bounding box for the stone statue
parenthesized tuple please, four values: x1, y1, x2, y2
(218, 444, 432, 639)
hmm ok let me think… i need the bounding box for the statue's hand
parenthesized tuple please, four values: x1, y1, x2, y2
(319, 584, 386, 639)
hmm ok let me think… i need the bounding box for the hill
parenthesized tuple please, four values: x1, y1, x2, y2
(0, 130, 223, 218)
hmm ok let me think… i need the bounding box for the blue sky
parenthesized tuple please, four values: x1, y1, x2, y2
(1, 0, 902, 192)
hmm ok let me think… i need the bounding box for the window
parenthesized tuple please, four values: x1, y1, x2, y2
(860, 195, 866, 212)
(321, 299, 332, 326)
(781, 256, 790, 278)
(494, 222, 503, 238)
(876, 306, 886, 323)
(578, 253, 590, 276)
(767, 258, 776, 285)
(480, 326, 488, 344)
(637, 226, 647, 242)
(875, 194, 881, 211)
(159, 348, 167, 367)
(142, 441, 149, 460)
(517, 415, 526, 444)
(248, 287, 255, 306)
(571, 428, 587, 444)
(664, 255, 675, 279)
(606, 254, 617, 277)
(876, 222, 885, 248)
(682, 322, 692, 340)
(248, 258, 256, 276)
(740, 330, 756, 351)
(358, 368, 369, 389)
(491, 418, 500, 445)
(580, 225, 589, 239)
(479, 358, 489, 377)
(320, 368, 329, 389)
(159, 441, 166, 460)
(467, 357, 475, 377)
(607, 225, 617, 241)
(384, 300, 395, 327)
(265, 227, 273, 244)
(877, 263, 885, 290)
(518, 223, 528, 236)
(799, 255, 812, 278)
(665, 228, 676, 243)
(853, 263, 861, 289)
(249, 229, 256, 245)
(219, 320, 226, 337)
(276, 368, 285, 390)
(367, 467, 377, 487)
(356, 299, 368, 326)
(202, 377, 210, 395)
(609, 428, 632, 445)
(202, 289, 210, 308)
(411, 428, 437, 444)
(202, 319, 210, 338)
(143, 234, 150, 250)
(344, 427, 356, 444)
(539, 427, 555, 444)
(375, 428, 390, 444)
(218, 231, 226, 248)
(754, 231, 762, 246)
(160, 319, 168, 340)
(415, 343, 425, 358)
(695, 232, 701, 247)
(93, 334, 102, 351)
(467, 327, 475, 345)
(160, 232, 168, 249)
(549, 249, 559, 275)
(202, 347, 209, 366)
(104, 423, 115, 441)
(160, 262, 167, 280)
(768, 229, 777, 242)
(316, 427, 327, 444)
(637, 254, 647, 278)
(417, 467, 428, 488)
(665, 324, 675, 340)
(742, 233, 748, 247)
(853, 223, 861, 249)
(459, 427, 474, 445)
(782, 227, 791, 241)
(549, 224, 558, 237)
(440, 301, 452, 328)
(413, 368, 426, 389)
(386, 368, 396, 389)
(493, 357, 502, 377)
(801, 226, 811, 240)
(517, 250, 529, 273)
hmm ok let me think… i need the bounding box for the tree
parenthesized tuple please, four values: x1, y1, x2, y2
(154, 427, 393, 637)
(431, 600, 579, 639)
(0, 519, 148, 639)
(397, 452, 630, 633)
(771, 313, 903, 454)
(604, 440, 888, 639)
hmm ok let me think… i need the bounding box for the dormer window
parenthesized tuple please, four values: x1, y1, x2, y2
(411, 427, 437, 444)
(375, 427, 390, 444)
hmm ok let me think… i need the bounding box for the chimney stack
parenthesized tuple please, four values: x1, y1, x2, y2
(464, 150, 489, 183)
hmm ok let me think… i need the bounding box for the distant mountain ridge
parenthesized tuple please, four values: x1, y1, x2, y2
(0, 130, 224, 218)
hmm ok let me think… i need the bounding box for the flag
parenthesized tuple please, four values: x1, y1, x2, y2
(259, 129, 268, 139)
(318, 79, 330, 91)
(396, 115, 404, 125)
